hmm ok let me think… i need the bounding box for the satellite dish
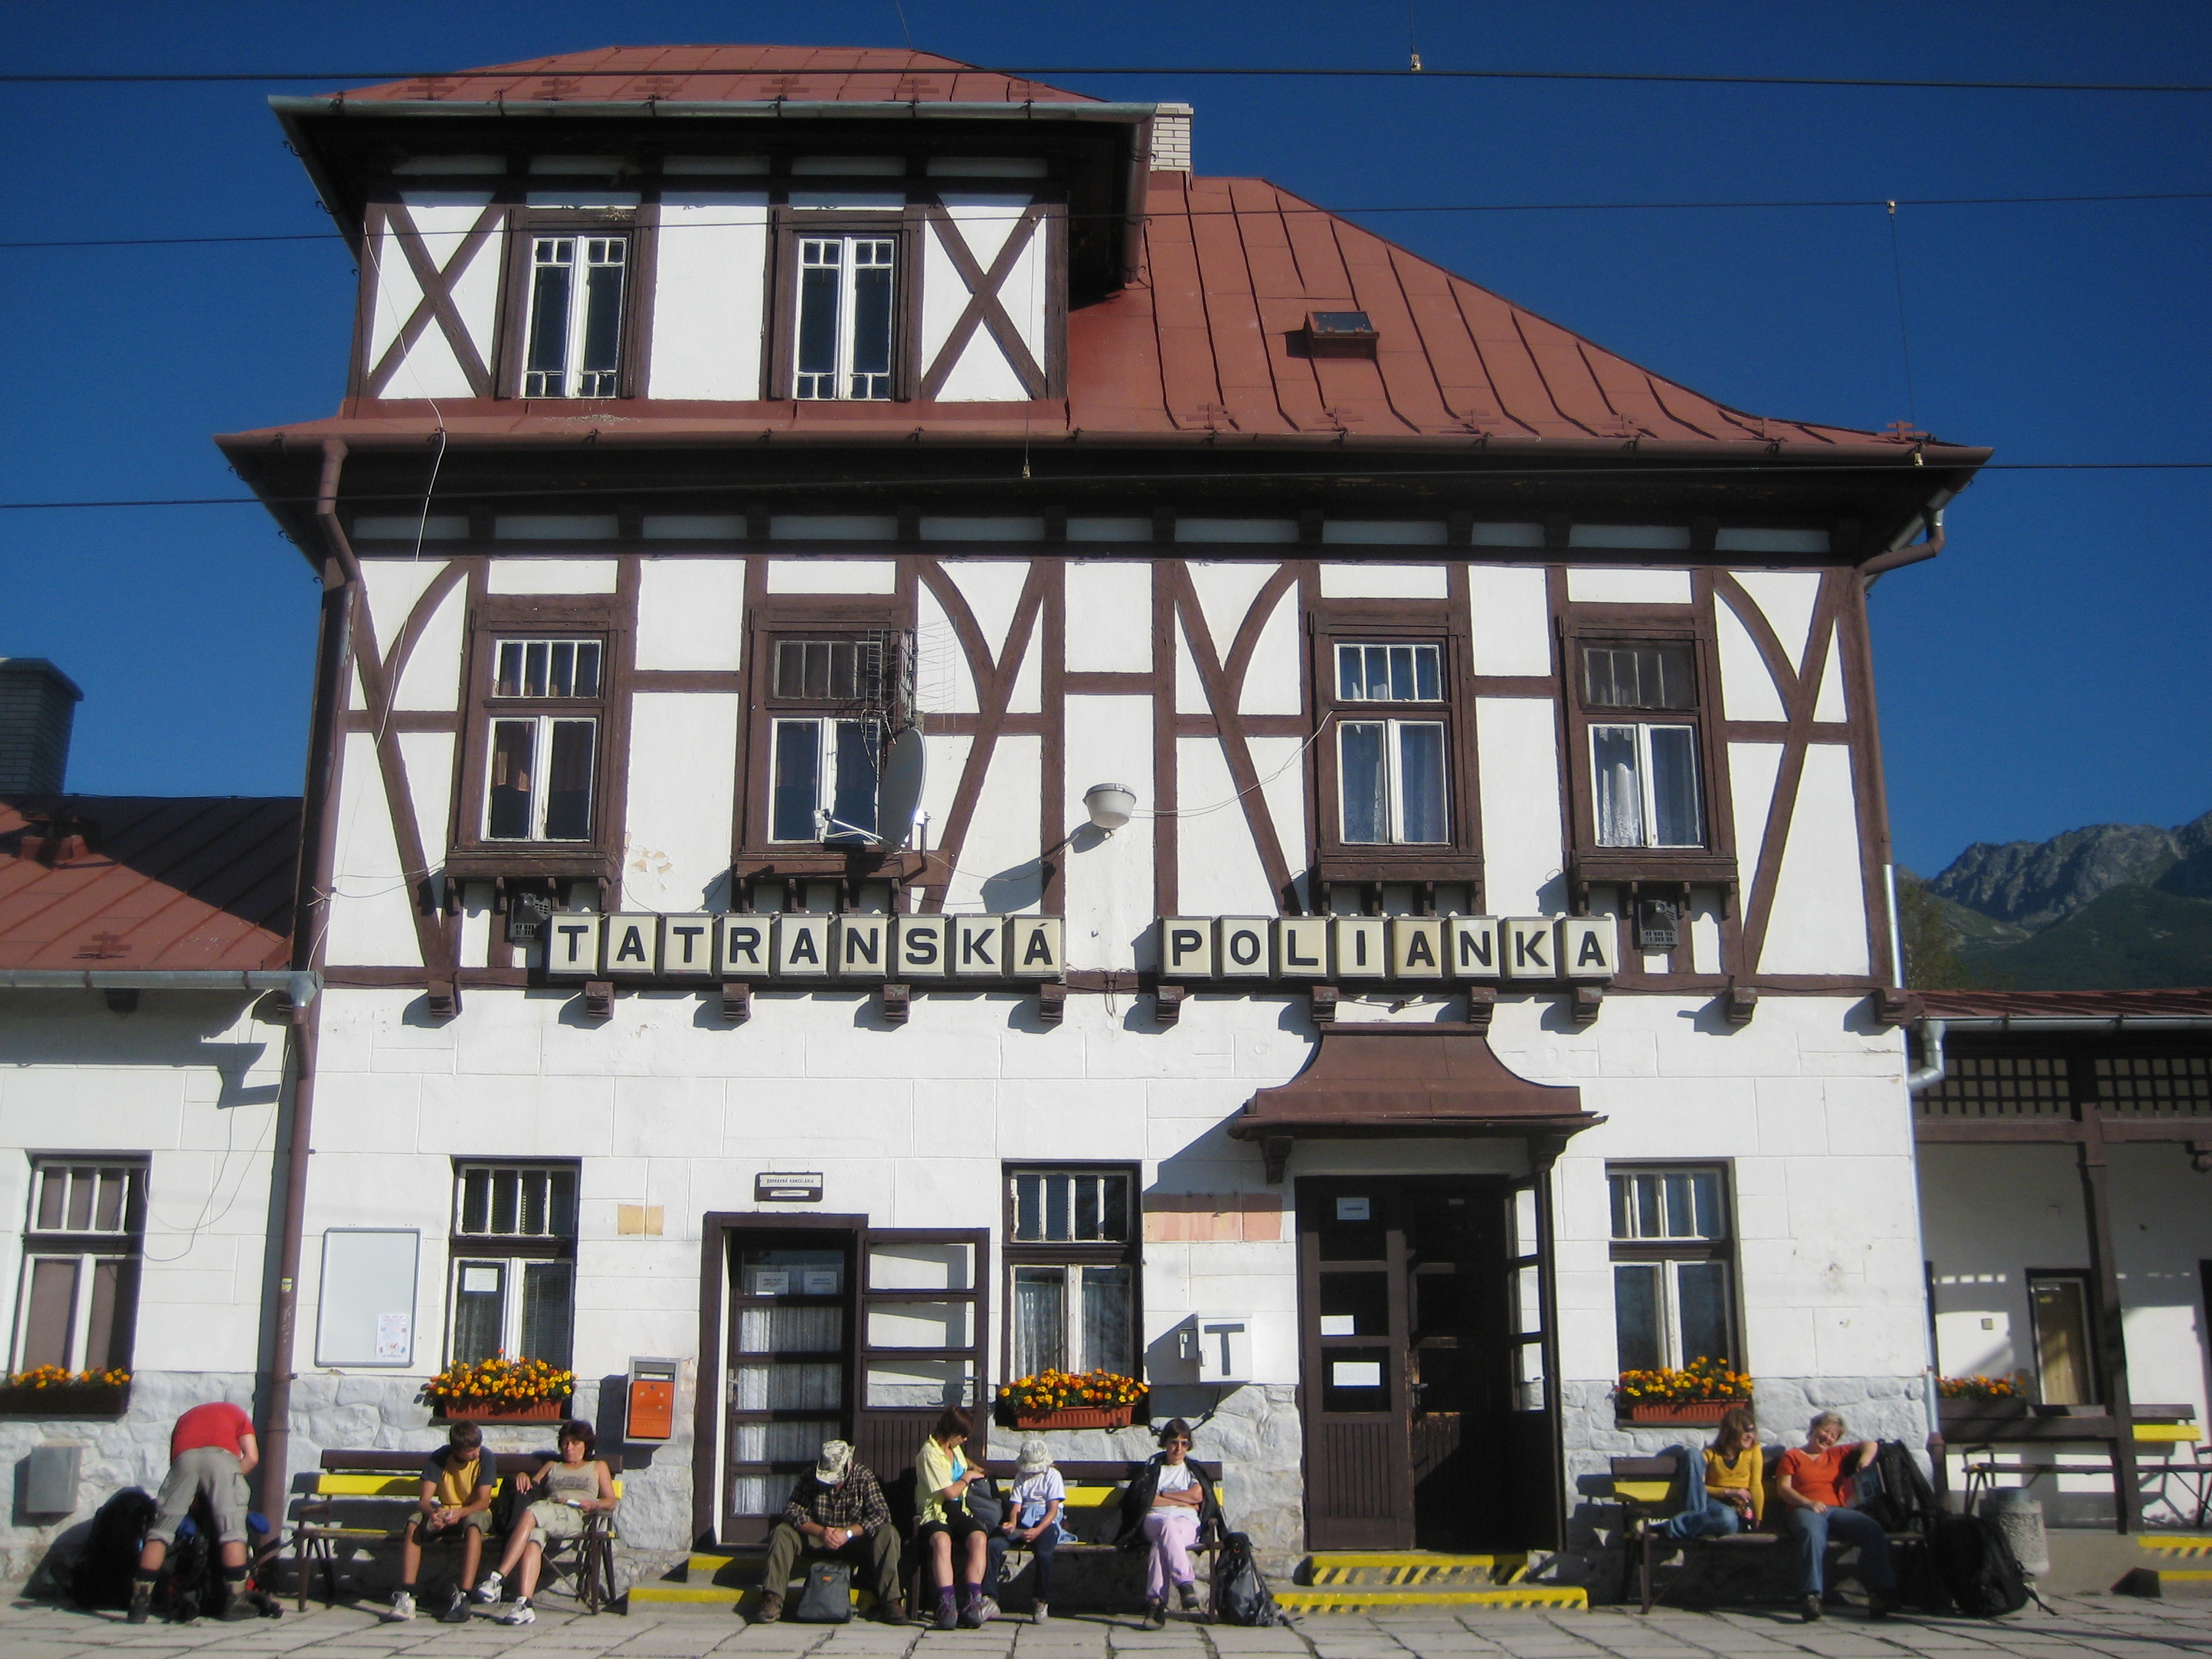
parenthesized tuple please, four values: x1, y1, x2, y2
(877, 725, 928, 850)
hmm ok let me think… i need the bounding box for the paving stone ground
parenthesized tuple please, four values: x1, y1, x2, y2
(7, 1595, 2212, 1659)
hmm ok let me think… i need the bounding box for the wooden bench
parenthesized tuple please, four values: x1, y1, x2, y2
(989, 1460, 1225, 1618)
(1961, 1418, 2208, 1524)
(292, 1449, 623, 1614)
(1611, 1453, 1922, 1614)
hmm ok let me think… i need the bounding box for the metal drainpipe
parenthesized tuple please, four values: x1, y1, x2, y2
(1905, 1018, 1948, 1093)
(257, 439, 359, 1527)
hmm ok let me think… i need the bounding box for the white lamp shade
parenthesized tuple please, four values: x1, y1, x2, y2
(1084, 783, 1138, 830)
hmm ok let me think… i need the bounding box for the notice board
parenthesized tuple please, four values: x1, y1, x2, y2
(315, 1229, 419, 1367)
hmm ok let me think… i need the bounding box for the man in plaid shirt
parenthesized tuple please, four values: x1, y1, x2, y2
(754, 1440, 907, 1623)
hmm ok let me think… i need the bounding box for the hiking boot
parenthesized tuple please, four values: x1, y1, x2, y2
(1799, 1593, 1822, 1623)
(935, 1593, 958, 1629)
(878, 1597, 908, 1624)
(1177, 1581, 1202, 1614)
(1031, 1601, 1049, 1624)
(440, 1588, 470, 1623)
(754, 1593, 784, 1624)
(1143, 1598, 1166, 1630)
(126, 1581, 152, 1625)
(222, 1593, 261, 1622)
(383, 1589, 416, 1622)
(1868, 1587, 1900, 1620)
(958, 1593, 986, 1629)
(475, 1569, 504, 1602)
(500, 1599, 535, 1626)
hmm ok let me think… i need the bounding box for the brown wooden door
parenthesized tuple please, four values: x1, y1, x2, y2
(1405, 1182, 1511, 1547)
(1298, 1177, 1413, 1549)
(851, 1228, 989, 1518)
(722, 1230, 858, 1544)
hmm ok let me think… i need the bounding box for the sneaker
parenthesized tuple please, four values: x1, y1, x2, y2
(1143, 1598, 1166, 1630)
(754, 1593, 784, 1624)
(440, 1588, 470, 1623)
(475, 1570, 504, 1603)
(126, 1581, 152, 1625)
(500, 1599, 536, 1626)
(1800, 1593, 1822, 1624)
(935, 1593, 958, 1630)
(958, 1595, 985, 1629)
(1031, 1601, 1049, 1624)
(981, 1596, 1001, 1624)
(222, 1593, 261, 1622)
(1177, 1581, 1201, 1614)
(383, 1589, 416, 1623)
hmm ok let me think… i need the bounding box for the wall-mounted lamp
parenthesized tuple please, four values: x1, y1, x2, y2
(1084, 783, 1138, 831)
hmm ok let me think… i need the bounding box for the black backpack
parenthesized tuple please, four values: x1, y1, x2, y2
(1215, 1531, 1280, 1627)
(1852, 1440, 1941, 1534)
(1932, 1514, 2031, 1618)
(70, 1487, 158, 1611)
(152, 1523, 216, 1623)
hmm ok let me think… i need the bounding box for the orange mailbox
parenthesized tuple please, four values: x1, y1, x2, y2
(626, 1357, 680, 1443)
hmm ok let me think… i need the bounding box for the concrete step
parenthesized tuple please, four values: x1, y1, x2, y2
(1274, 1585, 1588, 1613)
(2118, 1534, 2212, 1598)
(1301, 1551, 1529, 1588)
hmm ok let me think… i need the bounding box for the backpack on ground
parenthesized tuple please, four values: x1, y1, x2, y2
(1214, 1531, 1280, 1627)
(70, 1487, 158, 1610)
(793, 1559, 853, 1623)
(1932, 1514, 2031, 1618)
(152, 1521, 216, 1623)
(1853, 1440, 1941, 1534)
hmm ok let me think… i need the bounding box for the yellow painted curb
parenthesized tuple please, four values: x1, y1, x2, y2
(629, 1585, 748, 1605)
(1274, 1586, 1588, 1612)
(2141, 1537, 2212, 1555)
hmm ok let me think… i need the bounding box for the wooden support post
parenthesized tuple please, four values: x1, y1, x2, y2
(2075, 1095, 2142, 1532)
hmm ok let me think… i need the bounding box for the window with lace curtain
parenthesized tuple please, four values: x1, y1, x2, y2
(448, 1162, 576, 1372)
(1004, 1167, 1138, 1380)
(1582, 642, 1707, 849)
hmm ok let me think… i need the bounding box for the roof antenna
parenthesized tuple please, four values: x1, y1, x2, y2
(1408, 1, 1422, 71)
(891, 0, 915, 51)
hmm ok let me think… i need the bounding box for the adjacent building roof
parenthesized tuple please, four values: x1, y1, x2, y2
(1920, 989, 2212, 1022)
(0, 796, 299, 972)
(325, 45, 1097, 107)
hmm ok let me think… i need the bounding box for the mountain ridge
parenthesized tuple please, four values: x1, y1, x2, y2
(1928, 809, 2212, 930)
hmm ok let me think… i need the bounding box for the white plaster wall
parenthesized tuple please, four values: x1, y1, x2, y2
(395, 578, 466, 711)
(1064, 564, 1151, 673)
(624, 692, 741, 912)
(1467, 565, 1552, 677)
(1717, 597, 1787, 721)
(635, 557, 745, 671)
(917, 583, 979, 714)
(765, 559, 897, 595)
(1175, 737, 1277, 915)
(398, 732, 455, 895)
(0, 991, 288, 1375)
(940, 734, 1043, 913)
(326, 731, 423, 966)
(1186, 562, 1277, 665)
(1474, 697, 1564, 912)
(361, 559, 448, 672)
(1812, 625, 1849, 723)
(1062, 696, 1154, 968)
(366, 192, 497, 400)
(648, 192, 768, 399)
(920, 195, 1044, 401)
(1565, 568, 1691, 605)
(1317, 564, 1447, 600)
(1238, 585, 1302, 716)
(1727, 742, 1784, 888)
(1174, 617, 1206, 713)
(943, 560, 1031, 668)
(1757, 743, 1870, 976)
(1733, 570, 1821, 675)
(486, 559, 619, 595)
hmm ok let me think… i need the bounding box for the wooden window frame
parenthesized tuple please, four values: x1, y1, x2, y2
(1000, 1163, 1142, 1383)
(1605, 1163, 1741, 1384)
(446, 1159, 579, 1371)
(765, 210, 922, 403)
(449, 594, 631, 886)
(1305, 605, 1483, 894)
(1560, 611, 1740, 895)
(495, 207, 653, 402)
(733, 600, 912, 878)
(13, 1156, 146, 1375)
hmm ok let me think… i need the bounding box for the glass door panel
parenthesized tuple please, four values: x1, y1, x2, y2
(727, 1241, 853, 1538)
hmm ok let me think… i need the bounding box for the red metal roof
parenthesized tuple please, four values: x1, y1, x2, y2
(329, 45, 1096, 107)
(228, 172, 1957, 459)
(0, 797, 298, 973)
(1920, 989, 2212, 1020)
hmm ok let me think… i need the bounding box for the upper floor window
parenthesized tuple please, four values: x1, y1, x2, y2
(1006, 1167, 1136, 1382)
(766, 637, 892, 844)
(795, 236, 896, 400)
(522, 235, 627, 398)
(485, 637, 603, 842)
(1584, 642, 1704, 848)
(14, 1159, 143, 1375)
(1334, 642, 1448, 845)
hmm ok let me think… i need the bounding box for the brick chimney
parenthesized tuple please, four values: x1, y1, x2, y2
(1150, 103, 1194, 173)
(0, 660, 84, 793)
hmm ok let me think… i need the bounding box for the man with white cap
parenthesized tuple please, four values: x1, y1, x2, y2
(755, 1440, 906, 1624)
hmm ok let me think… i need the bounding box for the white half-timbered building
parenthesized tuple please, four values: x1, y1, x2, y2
(4, 44, 2045, 1588)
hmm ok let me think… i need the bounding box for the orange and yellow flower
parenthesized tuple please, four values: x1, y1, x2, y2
(419, 1353, 575, 1411)
(997, 1369, 1146, 1413)
(1614, 1357, 1753, 1404)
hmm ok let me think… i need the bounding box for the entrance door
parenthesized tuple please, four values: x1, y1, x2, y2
(2028, 1272, 2099, 1405)
(724, 1233, 855, 1543)
(1298, 1177, 1521, 1550)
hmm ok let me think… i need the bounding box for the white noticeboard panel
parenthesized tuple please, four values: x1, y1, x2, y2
(316, 1230, 420, 1367)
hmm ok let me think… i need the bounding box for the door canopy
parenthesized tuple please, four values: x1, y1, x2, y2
(1229, 1024, 1602, 1182)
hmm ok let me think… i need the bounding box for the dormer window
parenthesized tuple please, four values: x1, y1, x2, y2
(794, 235, 896, 400)
(522, 235, 628, 397)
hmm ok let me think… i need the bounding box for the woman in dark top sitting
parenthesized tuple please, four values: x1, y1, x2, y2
(1114, 1419, 1220, 1628)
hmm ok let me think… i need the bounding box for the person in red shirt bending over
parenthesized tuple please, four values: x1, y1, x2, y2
(130, 1401, 260, 1624)
(1773, 1411, 1897, 1624)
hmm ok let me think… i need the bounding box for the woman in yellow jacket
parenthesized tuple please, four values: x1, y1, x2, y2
(1653, 1406, 1763, 1538)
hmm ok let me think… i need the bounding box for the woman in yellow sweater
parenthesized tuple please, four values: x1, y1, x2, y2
(1653, 1406, 1764, 1539)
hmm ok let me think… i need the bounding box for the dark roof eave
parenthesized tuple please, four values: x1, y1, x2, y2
(271, 95, 1158, 121)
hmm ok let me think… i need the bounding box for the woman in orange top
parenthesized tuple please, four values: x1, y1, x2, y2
(1773, 1411, 1895, 1623)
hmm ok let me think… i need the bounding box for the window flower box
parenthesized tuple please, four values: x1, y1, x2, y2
(1009, 1404, 1136, 1431)
(438, 1396, 569, 1425)
(1624, 1401, 1732, 1426)
(996, 1369, 1146, 1431)
(421, 1355, 575, 1424)
(0, 1375, 130, 1419)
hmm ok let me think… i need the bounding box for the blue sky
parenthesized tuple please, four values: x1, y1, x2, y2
(3, 1, 2207, 876)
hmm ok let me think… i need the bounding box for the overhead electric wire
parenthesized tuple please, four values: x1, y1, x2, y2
(5, 64, 2212, 94)
(2, 189, 2206, 253)
(2, 461, 2208, 516)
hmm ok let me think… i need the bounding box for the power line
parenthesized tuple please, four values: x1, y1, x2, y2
(4, 64, 2212, 94)
(1, 461, 2206, 516)
(4, 190, 2208, 253)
